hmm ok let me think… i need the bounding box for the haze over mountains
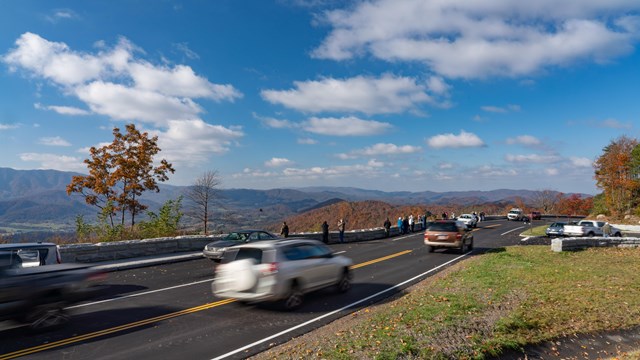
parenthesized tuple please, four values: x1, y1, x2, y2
(0, 167, 579, 237)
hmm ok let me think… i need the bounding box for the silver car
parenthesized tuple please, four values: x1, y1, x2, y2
(212, 239, 353, 310)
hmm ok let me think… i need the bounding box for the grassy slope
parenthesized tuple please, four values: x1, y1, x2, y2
(254, 246, 640, 359)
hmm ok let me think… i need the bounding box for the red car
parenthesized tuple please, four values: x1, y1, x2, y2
(530, 211, 541, 220)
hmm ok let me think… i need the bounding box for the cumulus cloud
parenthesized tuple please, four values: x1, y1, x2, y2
(438, 162, 454, 169)
(427, 130, 485, 149)
(505, 153, 560, 163)
(38, 136, 71, 146)
(545, 168, 559, 176)
(303, 116, 392, 136)
(297, 137, 318, 145)
(481, 104, 521, 113)
(313, 1, 640, 79)
(3, 32, 244, 167)
(0, 123, 20, 130)
(261, 74, 444, 114)
(474, 165, 518, 177)
(19, 153, 85, 171)
(506, 135, 541, 146)
(35, 102, 90, 116)
(346, 143, 422, 158)
(265, 157, 293, 167)
(45, 9, 79, 23)
(570, 156, 593, 167)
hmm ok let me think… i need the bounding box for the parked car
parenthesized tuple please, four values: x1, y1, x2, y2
(424, 220, 474, 254)
(456, 214, 478, 228)
(507, 208, 524, 221)
(562, 220, 622, 237)
(530, 211, 542, 220)
(212, 238, 353, 310)
(203, 230, 279, 262)
(545, 222, 566, 237)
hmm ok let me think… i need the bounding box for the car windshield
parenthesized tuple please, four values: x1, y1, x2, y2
(224, 232, 250, 242)
(550, 222, 565, 227)
(427, 222, 458, 232)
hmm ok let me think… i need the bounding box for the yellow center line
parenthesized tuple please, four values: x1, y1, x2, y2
(1, 249, 413, 359)
(350, 250, 412, 269)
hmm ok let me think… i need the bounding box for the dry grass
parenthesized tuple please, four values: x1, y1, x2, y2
(252, 246, 640, 360)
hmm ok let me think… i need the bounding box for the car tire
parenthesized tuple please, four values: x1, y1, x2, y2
(282, 282, 303, 311)
(459, 242, 468, 254)
(426, 245, 434, 253)
(336, 269, 352, 293)
(27, 304, 69, 332)
(468, 238, 474, 251)
(614, 232, 622, 237)
(587, 232, 595, 237)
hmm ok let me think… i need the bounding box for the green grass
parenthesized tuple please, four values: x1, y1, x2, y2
(258, 246, 640, 359)
(520, 224, 548, 236)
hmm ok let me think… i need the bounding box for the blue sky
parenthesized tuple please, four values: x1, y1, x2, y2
(1, 1, 639, 195)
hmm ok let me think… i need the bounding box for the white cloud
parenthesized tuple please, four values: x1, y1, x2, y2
(570, 156, 593, 167)
(256, 114, 297, 129)
(153, 119, 244, 165)
(261, 74, 439, 114)
(265, 157, 292, 167)
(0, 123, 20, 130)
(313, 1, 640, 79)
(427, 130, 485, 149)
(173, 42, 200, 60)
(596, 118, 633, 129)
(297, 137, 318, 145)
(506, 135, 541, 146)
(35, 102, 90, 116)
(438, 162, 454, 169)
(38, 136, 71, 147)
(303, 116, 392, 136)
(474, 165, 518, 177)
(505, 153, 560, 163)
(19, 153, 85, 171)
(481, 104, 521, 113)
(349, 143, 422, 157)
(545, 168, 559, 176)
(45, 9, 79, 23)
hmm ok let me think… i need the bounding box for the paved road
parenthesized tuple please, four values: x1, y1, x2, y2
(0, 219, 537, 360)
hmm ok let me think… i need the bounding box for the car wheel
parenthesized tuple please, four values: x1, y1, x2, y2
(426, 245, 434, 253)
(468, 238, 474, 251)
(27, 305, 69, 332)
(282, 282, 303, 311)
(587, 232, 595, 237)
(459, 242, 468, 254)
(336, 269, 352, 293)
(614, 232, 622, 237)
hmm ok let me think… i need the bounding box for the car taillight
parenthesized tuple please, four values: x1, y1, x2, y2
(456, 233, 462, 240)
(261, 262, 279, 275)
(87, 271, 108, 282)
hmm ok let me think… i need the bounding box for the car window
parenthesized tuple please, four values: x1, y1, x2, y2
(225, 232, 249, 242)
(234, 248, 263, 263)
(259, 232, 275, 240)
(283, 245, 306, 261)
(304, 244, 331, 258)
(248, 232, 260, 241)
(427, 222, 458, 232)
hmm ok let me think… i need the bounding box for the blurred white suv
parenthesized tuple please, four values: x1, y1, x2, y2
(456, 214, 478, 228)
(212, 239, 353, 310)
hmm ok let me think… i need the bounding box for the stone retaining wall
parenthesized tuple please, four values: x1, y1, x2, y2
(551, 237, 640, 252)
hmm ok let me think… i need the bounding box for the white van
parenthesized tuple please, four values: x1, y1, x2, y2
(507, 208, 524, 221)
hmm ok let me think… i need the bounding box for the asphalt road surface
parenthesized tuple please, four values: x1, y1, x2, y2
(0, 219, 543, 360)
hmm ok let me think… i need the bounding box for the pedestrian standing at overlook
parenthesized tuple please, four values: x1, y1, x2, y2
(280, 222, 289, 238)
(383, 217, 391, 238)
(321, 221, 329, 243)
(337, 218, 346, 243)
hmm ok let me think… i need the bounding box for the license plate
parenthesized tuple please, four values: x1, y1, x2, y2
(437, 235, 448, 240)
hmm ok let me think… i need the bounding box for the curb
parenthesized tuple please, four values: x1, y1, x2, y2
(93, 251, 205, 272)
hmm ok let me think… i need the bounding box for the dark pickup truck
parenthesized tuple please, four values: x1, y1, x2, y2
(0, 243, 107, 330)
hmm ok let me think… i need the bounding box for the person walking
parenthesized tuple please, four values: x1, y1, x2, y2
(280, 221, 289, 238)
(337, 218, 346, 243)
(383, 217, 391, 238)
(321, 220, 329, 243)
(402, 216, 409, 234)
(409, 214, 415, 232)
(397, 217, 403, 234)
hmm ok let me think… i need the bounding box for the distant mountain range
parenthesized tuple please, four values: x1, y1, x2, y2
(0, 167, 587, 237)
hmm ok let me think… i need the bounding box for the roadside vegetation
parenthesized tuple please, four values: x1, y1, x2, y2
(255, 246, 640, 359)
(520, 224, 548, 237)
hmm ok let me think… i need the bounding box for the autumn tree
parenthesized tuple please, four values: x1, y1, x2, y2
(531, 189, 559, 214)
(185, 170, 221, 235)
(594, 136, 638, 216)
(557, 194, 593, 216)
(67, 124, 175, 228)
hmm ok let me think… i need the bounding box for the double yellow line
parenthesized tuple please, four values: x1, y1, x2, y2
(1, 250, 412, 359)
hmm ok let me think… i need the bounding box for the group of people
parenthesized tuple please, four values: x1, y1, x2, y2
(281, 218, 347, 244)
(390, 214, 429, 236)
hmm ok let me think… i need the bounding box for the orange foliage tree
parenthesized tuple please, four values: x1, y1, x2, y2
(67, 124, 175, 227)
(593, 136, 639, 216)
(556, 193, 593, 216)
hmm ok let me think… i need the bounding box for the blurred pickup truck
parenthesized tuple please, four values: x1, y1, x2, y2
(562, 220, 622, 237)
(0, 243, 108, 330)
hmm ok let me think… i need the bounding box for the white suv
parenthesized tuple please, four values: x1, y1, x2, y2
(507, 208, 524, 221)
(212, 239, 353, 310)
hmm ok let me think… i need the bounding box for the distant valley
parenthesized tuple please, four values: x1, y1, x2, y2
(0, 167, 582, 240)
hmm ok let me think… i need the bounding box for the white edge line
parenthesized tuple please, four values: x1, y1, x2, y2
(521, 237, 531, 242)
(66, 278, 214, 310)
(501, 226, 524, 236)
(210, 252, 470, 360)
